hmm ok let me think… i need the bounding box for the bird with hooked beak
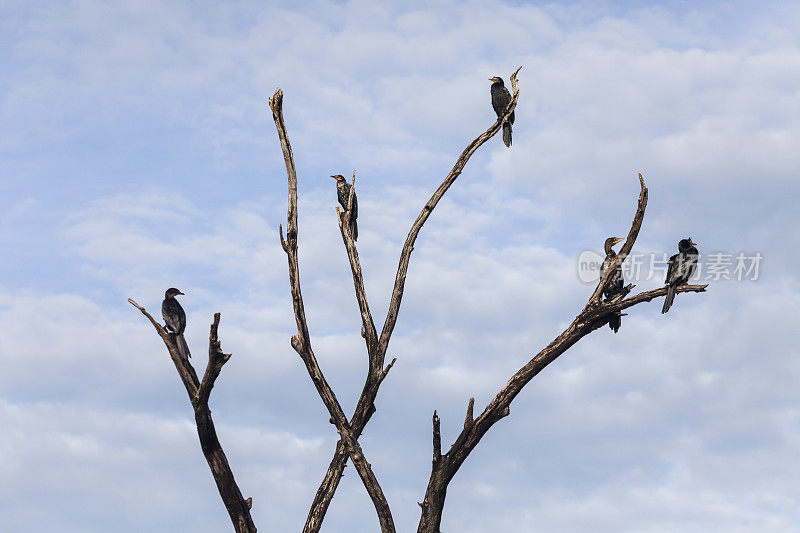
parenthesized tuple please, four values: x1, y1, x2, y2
(662, 238, 699, 313)
(489, 76, 514, 147)
(600, 237, 625, 332)
(162, 288, 190, 359)
(331, 174, 358, 241)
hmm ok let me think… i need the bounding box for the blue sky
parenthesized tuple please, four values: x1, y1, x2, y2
(1, 1, 799, 531)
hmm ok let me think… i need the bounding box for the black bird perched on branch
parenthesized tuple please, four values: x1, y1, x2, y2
(662, 238, 699, 314)
(331, 174, 358, 241)
(489, 76, 514, 147)
(600, 236, 625, 332)
(162, 287, 190, 359)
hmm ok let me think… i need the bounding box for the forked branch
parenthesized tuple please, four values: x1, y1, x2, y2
(127, 300, 256, 533)
(269, 89, 396, 533)
(296, 67, 523, 533)
(416, 174, 709, 533)
(379, 66, 522, 352)
(590, 173, 647, 304)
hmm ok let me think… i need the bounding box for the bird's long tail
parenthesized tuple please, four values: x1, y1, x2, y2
(350, 217, 358, 241)
(608, 312, 621, 333)
(502, 121, 512, 147)
(176, 333, 191, 359)
(662, 285, 676, 314)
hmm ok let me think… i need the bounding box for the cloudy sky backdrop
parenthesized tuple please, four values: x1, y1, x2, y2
(1, 1, 799, 531)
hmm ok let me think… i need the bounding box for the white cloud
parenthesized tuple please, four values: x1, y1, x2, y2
(1, 0, 800, 531)
(0, 398, 326, 531)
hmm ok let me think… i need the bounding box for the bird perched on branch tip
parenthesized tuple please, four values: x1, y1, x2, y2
(490, 76, 514, 147)
(331, 174, 358, 241)
(662, 238, 699, 314)
(600, 237, 625, 332)
(162, 287, 190, 359)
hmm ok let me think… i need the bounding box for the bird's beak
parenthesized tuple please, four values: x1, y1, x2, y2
(177, 291, 185, 295)
(488, 78, 495, 82)
(690, 240, 698, 246)
(614, 237, 625, 244)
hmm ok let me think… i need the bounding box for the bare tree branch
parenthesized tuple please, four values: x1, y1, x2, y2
(589, 172, 647, 304)
(196, 313, 232, 406)
(464, 397, 475, 430)
(127, 300, 256, 533)
(128, 298, 200, 397)
(299, 67, 523, 533)
(335, 173, 379, 357)
(613, 283, 708, 311)
(378, 66, 523, 354)
(416, 174, 710, 533)
(432, 411, 442, 464)
(269, 88, 396, 533)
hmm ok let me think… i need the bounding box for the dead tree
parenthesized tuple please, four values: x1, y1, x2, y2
(127, 66, 707, 533)
(270, 88, 397, 533)
(127, 303, 256, 533)
(269, 68, 521, 533)
(415, 174, 708, 532)
(270, 69, 707, 533)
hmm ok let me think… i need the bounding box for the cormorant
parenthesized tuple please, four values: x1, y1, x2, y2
(600, 236, 625, 332)
(489, 76, 514, 147)
(162, 287, 190, 359)
(662, 238, 699, 314)
(331, 174, 358, 241)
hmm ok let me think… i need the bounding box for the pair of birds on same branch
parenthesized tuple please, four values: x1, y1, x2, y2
(601, 236, 700, 332)
(328, 76, 514, 241)
(492, 75, 699, 321)
(492, 76, 699, 321)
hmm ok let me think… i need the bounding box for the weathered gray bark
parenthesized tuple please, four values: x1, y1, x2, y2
(270, 89, 396, 533)
(416, 174, 708, 533)
(270, 68, 522, 533)
(130, 68, 708, 533)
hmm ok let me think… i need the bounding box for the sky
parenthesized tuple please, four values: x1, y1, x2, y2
(1, 0, 799, 531)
